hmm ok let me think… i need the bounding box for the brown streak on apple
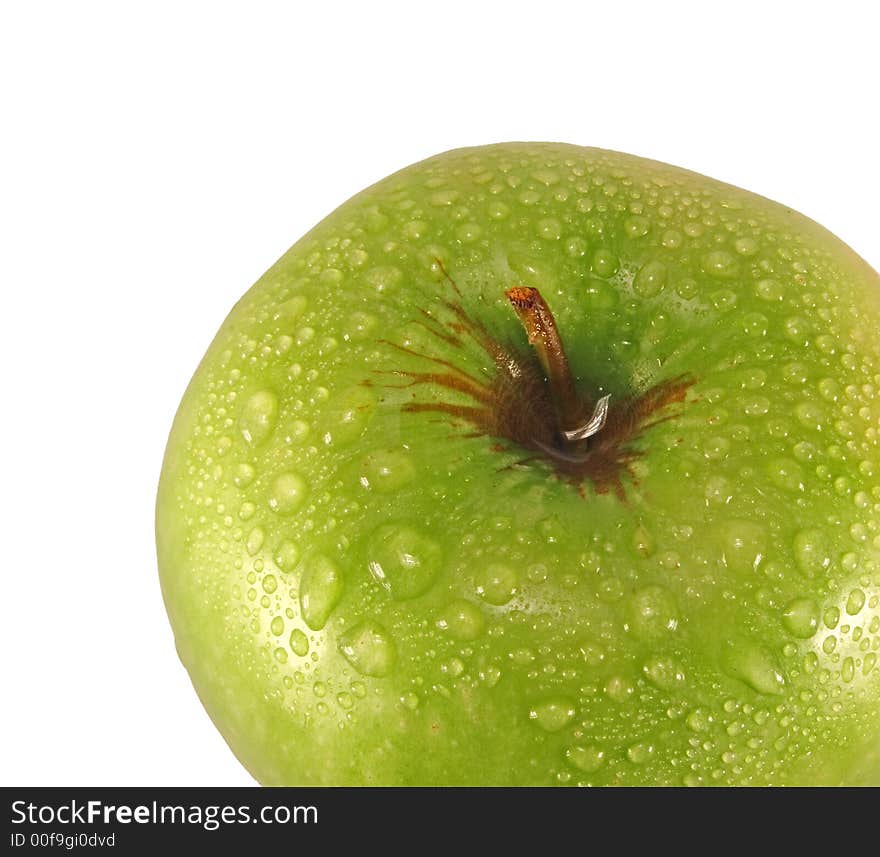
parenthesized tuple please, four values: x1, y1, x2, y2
(414, 308, 463, 348)
(376, 369, 496, 407)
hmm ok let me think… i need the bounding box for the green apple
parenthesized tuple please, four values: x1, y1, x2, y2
(156, 143, 880, 785)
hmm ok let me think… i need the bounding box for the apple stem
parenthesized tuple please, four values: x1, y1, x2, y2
(505, 287, 590, 441)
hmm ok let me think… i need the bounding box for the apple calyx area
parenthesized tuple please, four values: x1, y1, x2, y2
(372, 264, 696, 499)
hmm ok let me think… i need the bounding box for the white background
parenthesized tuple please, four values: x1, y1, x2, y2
(1, 1, 877, 785)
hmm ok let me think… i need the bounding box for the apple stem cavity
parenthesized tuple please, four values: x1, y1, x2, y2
(373, 266, 696, 499)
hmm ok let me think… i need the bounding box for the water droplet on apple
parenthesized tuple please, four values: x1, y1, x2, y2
(642, 654, 686, 690)
(299, 554, 344, 630)
(703, 250, 737, 278)
(661, 229, 682, 249)
(270, 616, 284, 636)
(346, 311, 377, 340)
(295, 326, 314, 345)
(238, 526, 262, 559)
(274, 295, 308, 324)
(274, 540, 300, 573)
(756, 278, 785, 301)
(403, 220, 427, 239)
(711, 288, 737, 311)
(624, 215, 650, 238)
(723, 643, 785, 695)
(367, 523, 441, 600)
(365, 265, 403, 293)
(793, 529, 832, 577)
(584, 277, 620, 312)
(686, 708, 711, 732)
(456, 222, 482, 242)
(634, 260, 667, 297)
(743, 368, 771, 393)
(792, 441, 816, 463)
(579, 640, 606, 667)
(400, 692, 420, 710)
(627, 586, 678, 640)
(234, 462, 256, 487)
(480, 665, 502, 687)
(289, 628, 309, 657)
(531, 167, 559, 186)
(268, 471, 308, 515)
(487, 200, 509, 220)
(632, 524, 655, 558)
(719, 520, 766, 573)
(338, 620, 396, 677)
(435, 599, 485, 641)
(566, 237, 586, 257)
(441, 657, 465, 678)
(429, 189, 459, 207)
(322, 386, 376, 446)
(627, 742, 654, 764)
(598, 577, 624, 603)
(742, 395, 770, 416)
(537, 218, 561, 240)
(734, 236, 759, 256)
(526, 563, 549, 583)
(528, 698, 576, 732)
(782, 599, 819, 638)
(704, 475, 733, 505)
(475, 563, 519, 606)
(359, 449, 416, 493)
(767, 457, 804, 493)
(287, 419, 310, 444)
(845, 589, 866, 616)
(240, 390, 278, 446)
(510, 646, 536, 665)
(675, 277, 698, 299)
(591, 248, 618, 277)
(262, 574, 277, 594)
(703, 436, 730, 460)
(824, 605, 840, 629)
(817, 377, 841, 402)
(605, 675, 635, 702)
(565, 744, 605, 773)
(794, 401, 825, 431)
(784, 316, 811, 347)
(815, 333, 839, 355)
(741, 312, 768, 336)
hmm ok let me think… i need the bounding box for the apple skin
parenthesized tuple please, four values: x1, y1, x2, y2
(157, 143, 880, 785)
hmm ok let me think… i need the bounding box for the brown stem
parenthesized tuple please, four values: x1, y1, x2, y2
(505, 287, 585, 436)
